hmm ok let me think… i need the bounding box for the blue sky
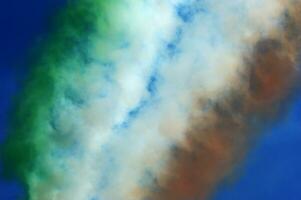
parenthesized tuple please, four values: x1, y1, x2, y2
(213, 96, 301, 200)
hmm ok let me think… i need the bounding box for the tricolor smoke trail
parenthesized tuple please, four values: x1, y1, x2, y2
(1, 0, 301, 200)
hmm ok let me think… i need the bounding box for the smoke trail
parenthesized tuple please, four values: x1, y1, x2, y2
(1, 0, 300, 200)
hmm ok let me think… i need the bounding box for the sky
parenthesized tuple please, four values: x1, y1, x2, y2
(0, 1, 301, 200)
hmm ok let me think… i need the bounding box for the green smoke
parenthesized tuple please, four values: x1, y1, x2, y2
(1, 1, 119, 199)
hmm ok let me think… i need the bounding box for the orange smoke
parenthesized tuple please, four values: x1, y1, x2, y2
(147, 3, 301, 200)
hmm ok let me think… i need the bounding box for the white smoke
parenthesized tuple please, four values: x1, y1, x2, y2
(28, 0, 289, 199)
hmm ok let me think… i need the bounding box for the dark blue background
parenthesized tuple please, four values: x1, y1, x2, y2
(213, 97, 301, 200)
(0, 1, 300, 199)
